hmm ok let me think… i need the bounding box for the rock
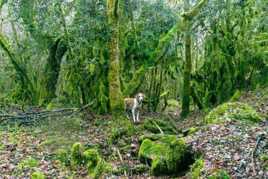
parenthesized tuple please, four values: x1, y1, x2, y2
(138, 135, 188, 175)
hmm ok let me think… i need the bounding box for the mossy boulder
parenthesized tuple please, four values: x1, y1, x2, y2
(138, 135, 188, 175)
(205, 102, 263, 124)
(143, 118, 178, 134)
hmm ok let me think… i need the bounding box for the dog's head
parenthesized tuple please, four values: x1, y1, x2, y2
(135, 93, 145, 103)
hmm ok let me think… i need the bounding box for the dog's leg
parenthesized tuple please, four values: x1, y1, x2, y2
(125, 109, 130, 119)
(132, 108, 136, 123)
(136, 110, 140, 122)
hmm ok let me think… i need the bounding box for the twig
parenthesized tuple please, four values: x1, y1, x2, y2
(116, 147, 127, 176)
(251, 133, 265, 176)
(0, 103, 95, 124)
(152, 121, 164, 134)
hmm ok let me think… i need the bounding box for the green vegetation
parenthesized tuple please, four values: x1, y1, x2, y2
(85, 149, 112, 178)
(0, 0, 267, 178)
(208, 169, 231, 179)
(138, 135, 187, 175)
(70, 142, 85, 166)
(109, 117, 135, 144)
(31, 171, 46, 179)
(143, 118, 178, 134)
(188, 158, 204, 179)
(205, 102, 263, 124)
(56, 142, 111, 178)
(18, 157, 39, 170)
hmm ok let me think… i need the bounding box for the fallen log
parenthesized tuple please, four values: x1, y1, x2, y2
(0, 103, 94, 125)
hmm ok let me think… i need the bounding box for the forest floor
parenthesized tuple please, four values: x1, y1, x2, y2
(0, 88, 267, 178)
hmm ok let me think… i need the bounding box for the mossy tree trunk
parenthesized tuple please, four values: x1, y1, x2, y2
(107, 0, 124, 113)
(43, 38, 67, 104)
(180, 0, 208, 118)
(181, 19, 192, 117)
(0, 33, 34, 102)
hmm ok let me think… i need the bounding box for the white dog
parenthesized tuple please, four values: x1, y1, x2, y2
(124, 93, 145, 123)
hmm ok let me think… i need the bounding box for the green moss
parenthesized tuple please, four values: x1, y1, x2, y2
(56, 148, 70, 166)
(138, 135, 187, 175)
(83, 149, 100, 169)
(31, 171, 46, 179)
(143, 118, 177, 134)
(205, 102, 263, 124)
(109, 117, 135, 144)
(83, 149, 112, 179)
(188, 158, 204, 179)
(260, 154, 268, 171)
(18, 157, 39, 170)
(63, 143, 111, 178)
(260, 154, 268, 161)
(0, 142, 4, 151)
(123, 66, 145, 96)
(132, 164, 149, 174)
(71, 142, 84, 166)
(188, 127, 199, 135)
(230, 90, 241, 102)
(208, 169, 231, 179)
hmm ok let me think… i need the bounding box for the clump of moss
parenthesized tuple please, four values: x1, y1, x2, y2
(205, 102, 263, 124)
(55, 148, 70, 166)
(188, 158, 204, 179)
(138, 135, 187, 175)
(182, 127, 199, 136)
(109, 117, 135, 144)
(260, 154, 268, 171)
(143, 118, 177, 134)
(31, 171, 46, 179)
(71, 142, 84, 166)
(18, 157, 39, 170)
(83, 149, 112, 179)
(57, 143, 111, 178)
(208, 169, 231, 179)
(260, 154, 268, 161)
(230, 90, 241, 102)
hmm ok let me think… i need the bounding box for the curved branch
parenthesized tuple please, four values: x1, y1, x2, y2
(0, 33, 34, 95)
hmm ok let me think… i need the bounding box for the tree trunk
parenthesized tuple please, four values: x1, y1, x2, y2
(43, 38, 67, 104)
(180, 0, 208, 118)
(107, 0, 124, 113)
(0, 33, 34, 102)
(181, 23, 192, 118)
